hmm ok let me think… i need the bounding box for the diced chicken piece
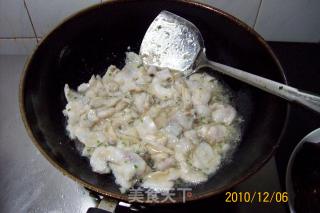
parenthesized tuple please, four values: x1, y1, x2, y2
(151, 78, 175, 100)
(192, 87, 212, 105)
(142, 168, 180, 192)
(197, 124, 228, 144)
(105, 125, 118, 144)
(184, 130, 199, 144)
(155, 69, 172, 81)
(143, 133, 168, 146)
(191, 142, 221, 174)
(64, 84, 83, 102)
(96, 107, 115, 119)
(63, 101, 89, 126)
(151, 152, 176, 171)
(176, 137, 194, 153)
(218, 143, 232, 155)
(203, 74, 216, 82)
(154, 111, 169, 128)
(111, 108, 138, 127)
(186, 79, 201, 91)
(155, 157, 176, 171)
(175, 151, 207, 184)
(102, 65, 120, 82)
(113, 68, 142, 92)
(135, 116, 158, 138)
(90, 146, 147, 193)
(145, 138, 174, 155)
(113, 69, 132, 85)
(145, 105, 161, 118)
(77, 83, 90, 93)
(165, 122, 183, 137)
(150, 69, 176, 100)
(133, 93, 151, 113)
(195, 104, 211, 117)
(104, 81, 120, 93)
(211, 103, 236, 125)
(74, 127, 107, 147)
(173, 111, 193, 130)
(166, 134, 179, 150)
(90, 97, 120, 108)
(90, 146, 111, 174)
(115, 100, 129, 112)
(87, 109, 98, 122)
(189, 73, 203, 82)
(125, 52, 143, 68)
(174, 79, 192, 109)
(174, 137, 208, 183)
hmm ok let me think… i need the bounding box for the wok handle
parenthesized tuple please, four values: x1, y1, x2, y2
(87, 208, 112, 213)
(87, 199, 146, 213)
(204, 59, 320, 113)
(86, 198, 116, 213)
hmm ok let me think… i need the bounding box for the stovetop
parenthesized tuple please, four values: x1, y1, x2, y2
(0, 42, 319, 213)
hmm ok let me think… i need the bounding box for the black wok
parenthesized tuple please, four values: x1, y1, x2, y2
(19, 0, 289, 204)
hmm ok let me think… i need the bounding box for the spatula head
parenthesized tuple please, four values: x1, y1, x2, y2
(140, 11, 204, 72)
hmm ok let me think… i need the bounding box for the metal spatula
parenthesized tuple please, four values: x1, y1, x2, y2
(140, 11, 320, 113)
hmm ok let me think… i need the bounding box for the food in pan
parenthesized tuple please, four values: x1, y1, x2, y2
(63, 52, 241, 193)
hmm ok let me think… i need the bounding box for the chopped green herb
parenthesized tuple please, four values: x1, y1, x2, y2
(97, 141, 103, 147)
(134, 164, 138, 169)
(86, 147, 94, 153)
(199, 117, 206, 124)
(137, 64, 143, 68)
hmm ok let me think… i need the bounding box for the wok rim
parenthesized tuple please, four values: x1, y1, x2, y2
(19, 0, 290, 204)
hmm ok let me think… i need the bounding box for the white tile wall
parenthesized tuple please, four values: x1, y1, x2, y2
(196, 0, 262, 27)
(0, 0, 320, 55)
(24, 0, 100, 37)
(254, 0, 320, 42)
(0, 0, 35, 37)
(0, 38, 37, 55)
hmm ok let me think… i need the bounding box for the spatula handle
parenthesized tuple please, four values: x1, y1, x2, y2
(205, 60, 320, 113)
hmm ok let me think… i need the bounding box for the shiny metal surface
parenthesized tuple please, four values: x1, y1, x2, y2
(140, 11, 203, 73)
(0, 56, 96, 213)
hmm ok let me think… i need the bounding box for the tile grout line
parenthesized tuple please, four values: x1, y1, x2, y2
(0, 37, 36, 39)
(23, 0, 39, 42)
(253, 0, 263, 29)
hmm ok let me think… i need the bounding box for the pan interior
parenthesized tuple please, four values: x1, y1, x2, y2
(21, 0, 288, 202)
